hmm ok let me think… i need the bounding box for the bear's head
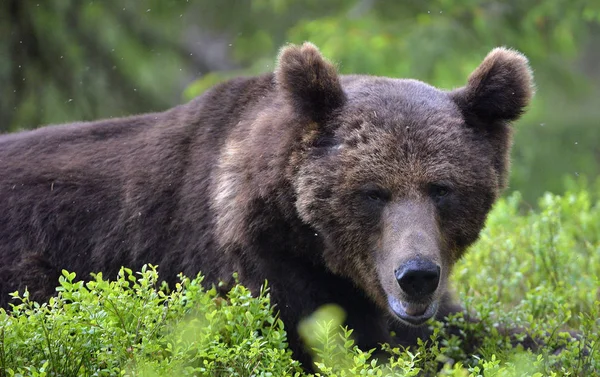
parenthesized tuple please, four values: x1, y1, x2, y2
(278, 43, 534, 325)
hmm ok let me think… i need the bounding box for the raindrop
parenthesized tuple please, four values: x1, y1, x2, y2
(427, 10, 430, 14)
(574, 141, 578, 145)
(228, 43, 233, 47)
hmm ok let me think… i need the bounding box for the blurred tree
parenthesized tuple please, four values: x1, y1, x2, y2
(187, 0, 599, 94)
(0, 0, 195, 131)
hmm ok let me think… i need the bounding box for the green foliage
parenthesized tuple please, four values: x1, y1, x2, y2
(1, 184, 598, 376)
(298, 305, 422, 376)
(1, 1, 190, 131)
(455, 178, 600, 312)
(0, 267, 301, 377)
(450, 179, 600, 375)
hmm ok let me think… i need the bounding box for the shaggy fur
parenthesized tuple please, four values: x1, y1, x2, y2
(0, 43, 533, 367)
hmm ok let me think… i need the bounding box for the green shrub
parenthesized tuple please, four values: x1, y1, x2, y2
(0, 267, 301, 377)
(1, 183, 598, 376)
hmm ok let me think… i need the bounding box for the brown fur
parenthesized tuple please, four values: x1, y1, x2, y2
(0, 43, 533, 368)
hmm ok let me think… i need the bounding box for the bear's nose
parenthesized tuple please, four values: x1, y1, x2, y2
(395, 259, 440, 299)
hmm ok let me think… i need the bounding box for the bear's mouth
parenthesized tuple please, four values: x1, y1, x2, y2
(387, 296, 439, 326)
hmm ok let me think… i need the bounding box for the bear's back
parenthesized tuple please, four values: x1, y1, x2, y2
(0, 73, 276, 306)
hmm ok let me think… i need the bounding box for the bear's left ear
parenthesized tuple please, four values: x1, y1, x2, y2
(450, 47, 534, 123)
(275, 42, 346, 121)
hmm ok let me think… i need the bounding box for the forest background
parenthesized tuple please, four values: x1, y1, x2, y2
(2, 0, 600, 203)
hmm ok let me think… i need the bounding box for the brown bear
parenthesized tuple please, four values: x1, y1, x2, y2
(0, 43, 533, 367)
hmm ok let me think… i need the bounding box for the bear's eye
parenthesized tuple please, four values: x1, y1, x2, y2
(361, 185, 391, 204)
(429, 184, 451, 202)
(313, 135, 339, 149)
(311, 135, 342, 157)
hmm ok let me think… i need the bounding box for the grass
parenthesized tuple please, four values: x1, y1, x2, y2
(1, 179, 599, 376)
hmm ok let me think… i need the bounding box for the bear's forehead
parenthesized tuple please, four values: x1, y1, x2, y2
(342, 76, 458, 114)
(339, 76, 464, 133)
(334, 77, 487, 187)
(337, 76, 467, 143)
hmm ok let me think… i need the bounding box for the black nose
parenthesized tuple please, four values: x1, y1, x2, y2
(395, 259, 440, 298)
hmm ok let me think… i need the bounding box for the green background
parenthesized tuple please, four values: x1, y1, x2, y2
(2, 0, 599, 203)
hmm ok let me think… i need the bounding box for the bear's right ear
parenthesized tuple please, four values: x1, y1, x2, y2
(275, 42, 346, 121)
(450, 47, 534, 124)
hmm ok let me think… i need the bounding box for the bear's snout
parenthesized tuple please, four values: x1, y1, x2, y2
(386, 258, 442, 326)
(395, 258, 440, 299)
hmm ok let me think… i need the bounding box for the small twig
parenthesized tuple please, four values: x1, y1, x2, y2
(40, 317, 58, 376)
(0, 326, 6, 377)
(104, 297, 128, 334)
